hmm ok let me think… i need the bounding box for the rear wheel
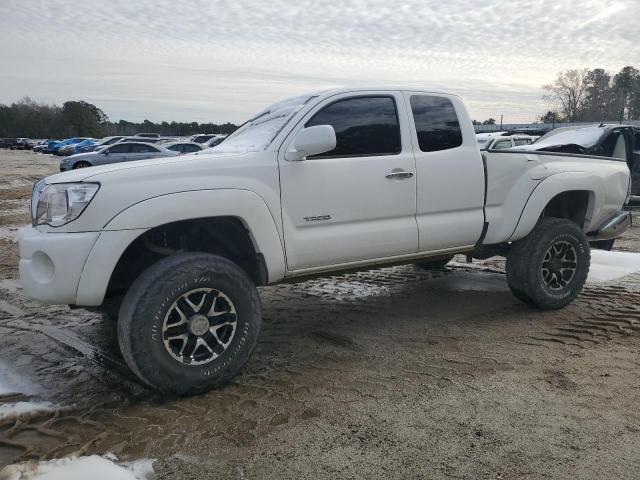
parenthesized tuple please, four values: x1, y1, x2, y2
(415, 255, 455, 270)
(506, 218, 590, 310)
(118, 252, 262, 395)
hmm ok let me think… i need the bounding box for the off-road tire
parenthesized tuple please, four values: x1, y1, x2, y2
(118, 252, 262, 395)
(506, 217, 590, 310)
(415, 255, 455, 271)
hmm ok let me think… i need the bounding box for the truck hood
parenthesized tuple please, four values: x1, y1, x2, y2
(45, 150, 246, 184)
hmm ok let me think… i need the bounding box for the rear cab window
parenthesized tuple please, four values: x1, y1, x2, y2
(409, 95, 463, 152)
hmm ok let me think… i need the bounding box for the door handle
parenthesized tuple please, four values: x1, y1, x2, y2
(385, 170, 414, 179)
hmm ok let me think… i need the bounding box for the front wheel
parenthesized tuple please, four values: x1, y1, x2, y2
(73, 161, 91, 169)
(506, 218, 590, 310)
(117, 252, 262, 395)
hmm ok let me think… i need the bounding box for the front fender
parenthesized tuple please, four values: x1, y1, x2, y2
(509, 171, 619, 242)
(104, 189, 286, 281)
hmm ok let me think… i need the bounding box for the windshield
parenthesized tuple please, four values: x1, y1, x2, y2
(209, 94, 316, 153)
(477, 138, 491, 150)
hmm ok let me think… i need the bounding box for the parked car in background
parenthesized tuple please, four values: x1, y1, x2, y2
(0, 138, 18, 149)
(164, 141, 204, 154)
(117, 136, 163, 144)
(59, 141, 179, 170)
(189, 134, 218, 144)
(513, 124, 639, 250)
(80, 136, 124, 153)
(136, 133, 161, 138)
(47, 137, 88, 155)
(57, 144, 77, 156)
(478, 135, 535, 150)
(32, 141, 49, 153)
(72, 139, 97, 154)
(202, 135, 227, 148)
(0, 138, 32, 149)
(14, 138, 33, 149)
(59, 139, 95, 156)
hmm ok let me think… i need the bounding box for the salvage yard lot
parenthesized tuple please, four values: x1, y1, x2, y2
(1, 150, 639, 479)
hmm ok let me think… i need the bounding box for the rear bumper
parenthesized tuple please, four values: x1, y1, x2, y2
(588, 211, 632, 241)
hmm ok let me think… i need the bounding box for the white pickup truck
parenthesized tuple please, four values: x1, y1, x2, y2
(19, 88, 631, 394)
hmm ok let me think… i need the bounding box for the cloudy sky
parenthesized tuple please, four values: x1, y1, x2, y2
(0, 0, 638, 124)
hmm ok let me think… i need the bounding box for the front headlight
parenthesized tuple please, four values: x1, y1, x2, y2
(33, 182, 100, 227)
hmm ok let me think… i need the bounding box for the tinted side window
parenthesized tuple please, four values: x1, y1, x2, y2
(600, 132, 624, 158)
(514, 138, 531, 146)
(410, 95, 463, 152)
(493, 139, 513, 149)
(108, 144, 129, 153)
(184, 144, 201, 152)
(131, 143, 158, 153)
(305, 96, 401, 158)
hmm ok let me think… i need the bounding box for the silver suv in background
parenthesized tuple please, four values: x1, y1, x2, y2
(478, 135, 535, 150)
(60, 141, 179, 170)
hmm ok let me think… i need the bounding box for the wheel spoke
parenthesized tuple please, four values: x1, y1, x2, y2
(202, 331, 225, 355)
(210, 312, 236, 327)
(181, 335, 198, 359)
(199, 291, 218, 316)
(162, 288, 239, 366)
(541, 240, 578, 291)
(184, 292, 206, 313)
(164, 323, 188, 339)
(177, 296, 197, 316)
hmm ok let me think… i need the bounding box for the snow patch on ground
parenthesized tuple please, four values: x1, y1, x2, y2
(588, 249, 640, 282)
(0, 361, 56, 419)
(0, 401, 55, 420)
(0, 455, 155, 480)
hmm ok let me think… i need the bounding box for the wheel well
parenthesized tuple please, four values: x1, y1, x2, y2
(105, 217, 267, 301)
(542, 190, 591, 228)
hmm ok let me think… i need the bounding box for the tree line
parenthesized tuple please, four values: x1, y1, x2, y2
(1, 66, 638, 139)
(0, 98, 239, 139)
(542, 66, 640, 123)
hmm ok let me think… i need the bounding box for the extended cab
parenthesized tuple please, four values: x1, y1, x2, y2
(19, 88, 631, 394)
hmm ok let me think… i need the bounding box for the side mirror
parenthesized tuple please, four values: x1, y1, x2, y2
(285, 125, 336, 161)
(103, 149, 109, 155)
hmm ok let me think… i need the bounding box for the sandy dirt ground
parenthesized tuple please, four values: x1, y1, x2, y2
(0, 150, 639, 479)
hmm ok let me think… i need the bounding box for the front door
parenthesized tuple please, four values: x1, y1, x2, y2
(279, 92, 418, 271)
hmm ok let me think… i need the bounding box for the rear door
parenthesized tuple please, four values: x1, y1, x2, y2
(278, 92, 418, 271)
(404, 92, 485, 251)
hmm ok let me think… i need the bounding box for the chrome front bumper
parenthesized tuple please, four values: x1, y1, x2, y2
(588, 211, 632, 241)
